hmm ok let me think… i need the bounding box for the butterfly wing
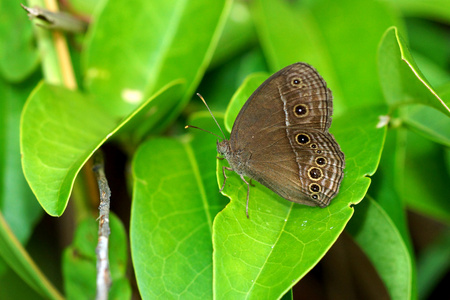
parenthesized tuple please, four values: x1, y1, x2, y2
(229, 62, 345, 207)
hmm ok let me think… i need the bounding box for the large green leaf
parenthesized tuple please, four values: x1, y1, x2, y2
(21, 81, 181, 216)
(378, 27, 450, 117)
(347, 198, 414, 300)
(83, 0, 231, 122)
(212, 74, 387, 298)
(130, 115, 228, 298)
(21, 83, 114, 216)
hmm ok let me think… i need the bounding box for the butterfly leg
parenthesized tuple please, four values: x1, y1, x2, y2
(239, 174, 251, 219)
(219, 166, 233, 192)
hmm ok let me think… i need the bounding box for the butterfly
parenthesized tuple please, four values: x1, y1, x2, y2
(189, 63, 345, 217)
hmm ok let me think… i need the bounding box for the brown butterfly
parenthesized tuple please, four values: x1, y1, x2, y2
(189, 63, 345, 217)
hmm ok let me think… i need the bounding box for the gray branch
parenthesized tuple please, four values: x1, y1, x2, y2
(93, 151, 112, 300)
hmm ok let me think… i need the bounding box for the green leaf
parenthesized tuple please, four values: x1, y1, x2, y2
(280, 289, 293, 300)
(20, 83, 115, 216)
(0, 267, 46, 300)
(69, 0, 101, 15)
(402, 104, 450, 147)
(0, 79, 42, 244)
(386, 0, 450, 22)
(400, 129, 450, 222)
(347, 198, 414, 300)
(83, 0, 232, 121)
(21, 81, 181, 216)
(63, 214, 130, 300)
(212, 75, 387, 298)
(209, 1, 258, 68)
(378, 27, 450, 117)
(406, 18, 450, 70)
(130, 114, 228, 298)
(197, 48, 267, 113)
(366, 127, 418, 300)
(410, 51, 450, 88)
(0, 0, 39, 82)
(252, 0, 398, 113)
(0, 211, 62, 299)
(370, 130, 413, 252)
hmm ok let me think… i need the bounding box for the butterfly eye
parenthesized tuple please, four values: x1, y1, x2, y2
(316, 157, 327, 166)
(309, 183, 321, 193)
(295, 133, 310, 145)
(308, 167, 323, 180)
(291, 78, 304, 87)
(293, 104, 308, 117)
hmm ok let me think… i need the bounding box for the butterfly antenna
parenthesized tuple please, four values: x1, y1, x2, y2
(196, 93, 226, 140)
(184, 125, 223, 139)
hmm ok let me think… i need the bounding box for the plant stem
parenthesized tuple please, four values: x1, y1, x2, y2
(92, 151, 112, 300)
(25, 0, 77, 89)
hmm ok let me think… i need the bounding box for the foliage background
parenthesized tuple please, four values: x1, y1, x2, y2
(0, 0, 449, 299)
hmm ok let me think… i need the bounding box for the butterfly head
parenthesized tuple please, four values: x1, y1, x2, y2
(217, 139, 231, 158)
